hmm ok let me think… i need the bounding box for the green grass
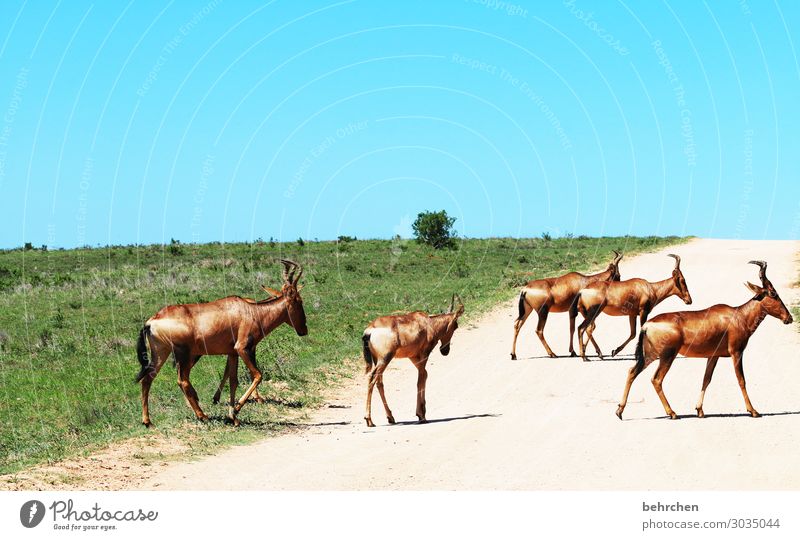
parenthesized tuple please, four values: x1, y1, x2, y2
(0, 235, 685, 474)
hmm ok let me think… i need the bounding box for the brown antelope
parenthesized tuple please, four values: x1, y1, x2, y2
(511, 250, 622, 360)
(573, 254, 692, 361)
(616, 261, 793, 420)
(362, 294, 464, 427)
(135, 260, 308, 427)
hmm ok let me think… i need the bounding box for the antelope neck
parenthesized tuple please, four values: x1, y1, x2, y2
(430, 313, 455, 340)
(251, 295, 290, 336)
(651, 276, 678, 305)
(735, 298, 768, 334)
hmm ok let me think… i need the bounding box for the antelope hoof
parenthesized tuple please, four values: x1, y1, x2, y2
(581, 356, 590, 362)
(547, 352, 557, 359)
(417, 416, 427, 424)
(198, 414, 210, 423)
(668, 412, 678, 420)
(611, 348, 620, 357)
(750, 410, 761, 418)
(143, 420, 153, 428)
(387, 416, 396, 424)
(597, 354, 605, 361)
(224, 416, 240, 427)
(696, 408, 705, 418)
(615, 406, 624, 420)
(510, 353, 517, 361)
(365, 418, 375, 428)
(212, 394, 221, 405)
(569, 350, 577, 358)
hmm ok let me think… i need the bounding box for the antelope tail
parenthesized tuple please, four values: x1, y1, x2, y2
(517, 291, 527, 320)
(135, 325, 152, 383)
(634, 328, 647, 374)
(362, 333, 374, 374)
(569, 292, 581, 319)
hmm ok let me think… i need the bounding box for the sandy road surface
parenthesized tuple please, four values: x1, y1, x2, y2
(142, 239, 799, 490)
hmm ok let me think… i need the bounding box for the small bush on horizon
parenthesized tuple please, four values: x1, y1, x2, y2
(412, 210, 457, 250)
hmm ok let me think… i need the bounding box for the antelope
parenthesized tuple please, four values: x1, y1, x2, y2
(135, 259, 307, 427)
(362, 294, 464, 427)
(511, 250, 622, 360)
(616, 261, 793, 420)
(573, 254, 692, 361)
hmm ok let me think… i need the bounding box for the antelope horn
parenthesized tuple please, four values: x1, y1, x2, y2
(280, 259, 299, 283)
(293, 265, 303, 286)
(612, 250, 623, 264)
(668, 254, 681, 269)
(280, 259, 292, 282)
(449, 294, 455, 313)
(748, 260, 768, 285)
(454, 293, 464, 312)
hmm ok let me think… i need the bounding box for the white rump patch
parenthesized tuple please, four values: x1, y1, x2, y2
(148, 318, 186, 343)
(367, 327, 395, 357)
(641, 321, 673, 334)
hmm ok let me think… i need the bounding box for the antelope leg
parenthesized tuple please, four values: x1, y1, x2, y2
(695, 356, 719, 418)
(376, 369, 394, 424)
(651, 351, 678, 419)
(234, 346, 262, 414)
(612, 314, 638, 357)
(732, 351, 760, 417)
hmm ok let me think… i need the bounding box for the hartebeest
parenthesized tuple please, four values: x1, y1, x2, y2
(135, 259, 308, 427)
(511, 250, 622, 359)
(362, 294, 464, 427)
(573, 254, 692, 361)
(616, 261, 793, 420)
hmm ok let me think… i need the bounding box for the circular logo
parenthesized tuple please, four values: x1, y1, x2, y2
(20, 500, 45, 528)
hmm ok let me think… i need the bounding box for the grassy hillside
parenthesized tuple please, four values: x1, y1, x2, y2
(0, 235, 684, 474)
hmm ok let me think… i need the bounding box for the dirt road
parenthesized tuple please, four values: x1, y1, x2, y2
(142, 239, 800, 490)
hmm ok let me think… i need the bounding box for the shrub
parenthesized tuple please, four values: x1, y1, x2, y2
(168, 238, 183, 256)
(412, 210, 457, 250)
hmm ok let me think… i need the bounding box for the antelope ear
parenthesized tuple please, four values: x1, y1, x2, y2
(297, 284, 305, 292)
(261, 285, 282, 297)
(744, 282, 763, 295)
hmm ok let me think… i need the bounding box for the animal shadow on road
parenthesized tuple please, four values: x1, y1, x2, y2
(625, 410, 800, 421)
(393, 413, 500, 426)
(204, 415, 351, 429)
(518, 354, 635, 362)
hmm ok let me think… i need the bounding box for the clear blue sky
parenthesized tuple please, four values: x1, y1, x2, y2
(0, 0, 798, 248)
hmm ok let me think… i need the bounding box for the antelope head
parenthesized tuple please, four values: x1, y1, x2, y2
(668, 254, 692, 305)
(280, 259, 309, 336)
(608, 250, 623, 281)
(745, 260, 792, 324)
(439, 293, 465, 356)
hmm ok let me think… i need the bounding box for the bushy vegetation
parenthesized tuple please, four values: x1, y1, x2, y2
(412, 210, 457, 249)
(0, 235, 684, 473)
